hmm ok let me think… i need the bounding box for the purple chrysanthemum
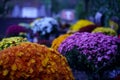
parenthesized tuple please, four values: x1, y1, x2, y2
(58, 32, 120, 68)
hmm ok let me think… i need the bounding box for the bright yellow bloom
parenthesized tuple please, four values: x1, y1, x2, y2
(69, 19, 94, 32)
(92, 27, 117, 36)
(0, 37, 27, 51)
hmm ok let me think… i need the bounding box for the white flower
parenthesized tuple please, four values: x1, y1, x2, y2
(31, 17, 59, 35)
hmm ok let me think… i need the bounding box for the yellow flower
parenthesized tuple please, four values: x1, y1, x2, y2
(3, 69, 9, 76)
(69, 19, 94, 32)
(11, 64, 17, 71)
(92, 27, 117, 36)
(42, 58, 49, 67)
(0, 37, 27, 50)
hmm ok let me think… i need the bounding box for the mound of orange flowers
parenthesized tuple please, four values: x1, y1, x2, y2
(51, 33, 71, 51)
(0, 42, 74, 80)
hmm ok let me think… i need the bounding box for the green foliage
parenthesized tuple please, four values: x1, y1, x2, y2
(75, 0, 120, 26)
(75, 1, 86, 19)
(51, 0, 60, 14)
(64, 45, 120, 72)
(65, 47, 95, 72)
(64, 45, 120, 79)
(0, 4, 4, 14)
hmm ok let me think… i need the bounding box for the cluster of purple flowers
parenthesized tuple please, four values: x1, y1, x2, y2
(58, 32, 120, 68)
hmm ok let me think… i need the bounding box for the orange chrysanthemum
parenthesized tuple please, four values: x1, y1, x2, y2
(51, 33, 72, 51)
(0, 42, 74, 80)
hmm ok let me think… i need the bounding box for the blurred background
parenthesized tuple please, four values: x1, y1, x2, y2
(1, 0, 120, 19)
(0, 0, 120, 40)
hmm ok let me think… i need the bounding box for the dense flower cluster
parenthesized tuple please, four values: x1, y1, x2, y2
(92, 27, 117, 36)
(69, 19, 94, 32)
(31, 17, 59, 36)
(5, 25, 27, 37)
(78, 24, 97, 33)
(51, 33, 72, 51)
(0, 42, 74, 80)
(58, 32, 120, 70)
(0, 37, 27, 50)
(30, 18, 41, 28)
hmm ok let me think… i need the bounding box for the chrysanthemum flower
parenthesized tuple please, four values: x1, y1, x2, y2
(0, 42, 74, 80)
(92, 27, 117, 36)
(5, 25, 27, 37)
(31, 17, 59, 36)
(58, 32, 120, 71)
(69, 19, 94, 32)
(51, 33, 72, 51)
(0, 37, 27, 50)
